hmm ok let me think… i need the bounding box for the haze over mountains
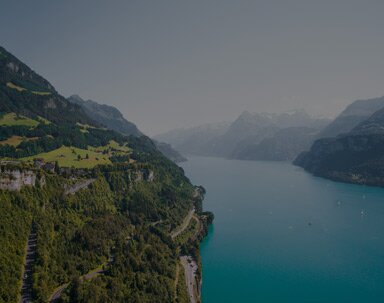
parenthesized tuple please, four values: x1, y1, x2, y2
(155, 110, 330, 161)
(157, 95, 384, 188)
(154, 122, 231, 157)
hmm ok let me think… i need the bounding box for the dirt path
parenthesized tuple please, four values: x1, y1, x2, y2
(19, 230, 37, 303)
(171, 209, 195, 239)
(180, 256, 199, 303)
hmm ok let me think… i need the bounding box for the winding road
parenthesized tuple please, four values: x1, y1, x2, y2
(171, 208, 195, 239)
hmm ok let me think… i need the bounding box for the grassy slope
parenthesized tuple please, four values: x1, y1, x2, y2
(18, 139, 133, 168)
(21, 146, 112, 168)
(0, 113, 39, 127)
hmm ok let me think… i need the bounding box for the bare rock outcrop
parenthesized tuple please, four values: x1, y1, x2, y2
(0, 167, 37, 191)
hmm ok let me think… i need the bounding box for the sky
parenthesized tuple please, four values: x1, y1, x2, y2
(1, 0, 384, 135)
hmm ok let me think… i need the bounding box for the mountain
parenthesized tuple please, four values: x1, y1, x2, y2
(294, 96, 384, 187)
(351, 106, 384, 135)
(155, 110, 330, 161)
(68, 95, 141, 136)
(232, 126, 320, 161)
(215, 110, 329, 159)
(0, 47, 94, 125)
(153, 121, 231, 156)
(210, 111, 279, 157)
(0, 46, 211, 302)
(68, 95, 186, 162)
(317, 96, 384, 138)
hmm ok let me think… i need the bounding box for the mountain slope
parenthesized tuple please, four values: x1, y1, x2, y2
(68, 95, 141, 136)
(154, 141, 187, 163)
(0, 47, 94, 125)
(211, 111, 279, 157)
(317, 96, 384, 138)
(68, 95, 186, 162)
(294, 96, 384, 187)
(351, 106, 384, 135)
(0, 46, 210, 303)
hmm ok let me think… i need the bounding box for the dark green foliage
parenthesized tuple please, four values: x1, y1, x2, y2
(295, 134, 384, 186)
(0, 151, 198, 302)
(60, 226, 177, 303)
(0, 191, 32, 303)
(0, 123, 127, 158)
(0, 45, 210, 303)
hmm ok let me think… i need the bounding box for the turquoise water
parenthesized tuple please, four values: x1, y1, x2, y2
(181, 156, 384, 303)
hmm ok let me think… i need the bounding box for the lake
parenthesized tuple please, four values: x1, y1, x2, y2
(181, 156, 384, 303)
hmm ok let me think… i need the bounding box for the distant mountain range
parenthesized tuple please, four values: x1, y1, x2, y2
(154, 122, 231, 157)
(68, 95, 186, 162)
(294, 96, 384, 187)
(155, 110, 330, 161)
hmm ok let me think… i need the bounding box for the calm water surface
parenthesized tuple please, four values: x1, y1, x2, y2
(181, 156, 384, 303)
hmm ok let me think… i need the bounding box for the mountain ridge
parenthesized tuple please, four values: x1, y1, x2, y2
(68, 95, 186, 162)
(294, 95, 384, 187)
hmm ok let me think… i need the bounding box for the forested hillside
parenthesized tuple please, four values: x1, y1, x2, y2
(0, 46, 212, 303)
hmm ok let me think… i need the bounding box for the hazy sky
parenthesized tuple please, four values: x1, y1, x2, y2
(1, 0, 384, 135)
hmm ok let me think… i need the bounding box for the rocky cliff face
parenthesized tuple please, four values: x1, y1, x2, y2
(0, 167, 38, 191)
(133, 169, 155, 182)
